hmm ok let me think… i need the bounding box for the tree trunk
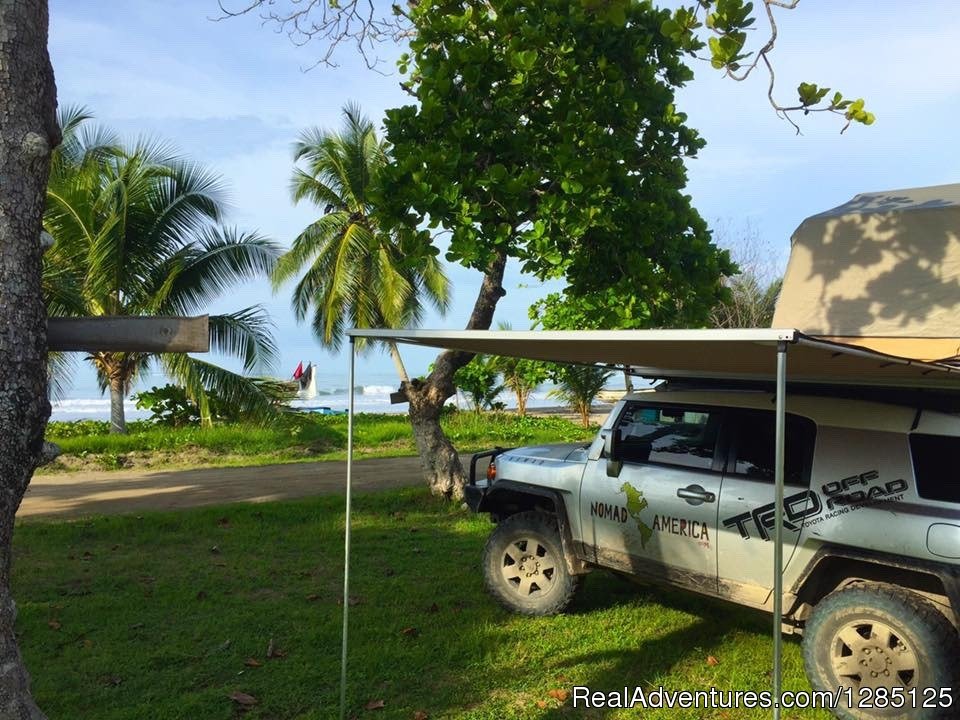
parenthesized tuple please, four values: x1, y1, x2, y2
(623, 370, 634, 393)
(405, 249, 507, 499)
(0, 1, 58, 717)
(108, 375, 127, 434)
(578, 401, 590, 428)
(387, 340, 409, 384)
(516, 389, 527, 417)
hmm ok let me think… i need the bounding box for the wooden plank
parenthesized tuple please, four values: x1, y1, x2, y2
(48, 316, 210, 353)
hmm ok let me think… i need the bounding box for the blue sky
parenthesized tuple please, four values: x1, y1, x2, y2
(48, 0, 960, 394)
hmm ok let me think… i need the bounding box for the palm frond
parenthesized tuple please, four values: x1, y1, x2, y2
(271, 212, 349, 288)
(209, 306, 278, 373)
(161, 353, 291, 425)
(289, 168, 346, 209)
(158, 227, 280, 314)
(418, 252, 451, 315)
(46, 352, 77, 403)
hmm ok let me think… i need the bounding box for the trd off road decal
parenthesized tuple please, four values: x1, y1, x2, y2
(723, 469, 909, 541)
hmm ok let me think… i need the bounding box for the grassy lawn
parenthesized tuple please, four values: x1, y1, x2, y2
(14, 488, 828, 719)
(40, 412, 595, 473)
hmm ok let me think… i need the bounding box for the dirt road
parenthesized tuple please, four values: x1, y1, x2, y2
(18, 456, 441, 521)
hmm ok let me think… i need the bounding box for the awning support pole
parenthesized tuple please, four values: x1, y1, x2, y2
(773, 340, 788, 720)
(340, 337, 356, 720)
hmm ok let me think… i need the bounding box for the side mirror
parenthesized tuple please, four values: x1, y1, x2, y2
(604, 430, 622, 478)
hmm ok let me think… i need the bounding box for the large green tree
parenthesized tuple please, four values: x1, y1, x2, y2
(227, 1, 874, 502)
(272, 104, 449, 382)
(223, 0, 872, 133)
(44, 109, 284, 433)
(374, 0, 733, 497)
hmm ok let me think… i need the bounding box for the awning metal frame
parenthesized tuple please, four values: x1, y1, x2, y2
(337, 327, 960, 720)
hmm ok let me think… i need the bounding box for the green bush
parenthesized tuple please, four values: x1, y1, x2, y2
(133, 383, 252, 426)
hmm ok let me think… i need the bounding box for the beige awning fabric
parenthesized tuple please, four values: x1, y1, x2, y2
(348, 328, 960, 390)
(772, 183, 960, 362)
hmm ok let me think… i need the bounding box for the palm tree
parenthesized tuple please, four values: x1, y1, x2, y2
(548, 364, 613, 428)
(44, 107, 284, 433)
(491, 322, 547, 416)
(271, 103, 448, 381)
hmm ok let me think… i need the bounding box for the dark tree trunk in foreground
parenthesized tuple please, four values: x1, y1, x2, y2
(0, 1, 58, 717)
(405, 250, 506, 500)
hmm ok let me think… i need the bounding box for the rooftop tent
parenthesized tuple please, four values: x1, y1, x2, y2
(773, 183, 960, 362)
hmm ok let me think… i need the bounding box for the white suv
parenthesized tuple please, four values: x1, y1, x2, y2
(466, 387, 960, 720)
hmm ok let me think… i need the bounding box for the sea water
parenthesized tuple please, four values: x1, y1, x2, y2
(48, 369, 567, 422)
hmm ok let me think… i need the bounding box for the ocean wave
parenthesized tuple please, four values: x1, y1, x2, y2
(52, 398, 137, 411)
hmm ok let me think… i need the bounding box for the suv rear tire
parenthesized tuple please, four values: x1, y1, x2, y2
(482, 511, 580, 616)
(803, 583, 960, 720)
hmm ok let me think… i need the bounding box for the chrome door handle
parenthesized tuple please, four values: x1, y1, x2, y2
(677, 484, 716, 505)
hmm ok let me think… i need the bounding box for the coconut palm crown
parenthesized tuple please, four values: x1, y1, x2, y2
(44, 107, 284, 432)
(271, 103, 449, 381)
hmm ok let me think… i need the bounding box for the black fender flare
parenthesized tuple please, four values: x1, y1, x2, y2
(478, 480, 590, 575)
(791, 544, 960, 615)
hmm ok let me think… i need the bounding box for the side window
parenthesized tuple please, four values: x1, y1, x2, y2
(909, 434, 960, 503)
(615, 404, 721, 470)
(729, 411, 816, 485)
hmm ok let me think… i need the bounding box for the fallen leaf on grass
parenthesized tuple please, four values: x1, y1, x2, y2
(266, 638, 286, 658)
(547, 689, 569, 702)
(306, 594, 321, 602)
(706, 655, 719, 666)
(217, 517, 230, 527)
(412, 711, 429, 720)
(229, 691, 258, 706)
(400, 627, 420, 638)
(364, 699, 385, 710)
(47, 620, 61, 630)
(243, 658, 262, 667)
(535, 700, 548, 709)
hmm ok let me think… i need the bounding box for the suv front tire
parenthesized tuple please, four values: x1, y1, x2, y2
(482, 511, 580, 616)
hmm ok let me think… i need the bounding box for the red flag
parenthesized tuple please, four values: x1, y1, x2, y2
(292, 361, 304, 380)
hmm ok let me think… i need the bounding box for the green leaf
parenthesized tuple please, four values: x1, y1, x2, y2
(797, 82, 829, 107)
(488, 164, 508, 183)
